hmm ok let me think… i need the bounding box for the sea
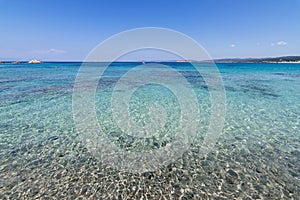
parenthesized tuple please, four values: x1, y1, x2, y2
(0, 62, 299, 199)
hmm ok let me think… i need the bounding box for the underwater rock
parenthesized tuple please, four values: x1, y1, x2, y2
(291, 150, 300, 158)
(48, 136, 59, 141)
(227, 169, 238, 177)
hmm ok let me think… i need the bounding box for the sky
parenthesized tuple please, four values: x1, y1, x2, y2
(0, 0, 299, 61)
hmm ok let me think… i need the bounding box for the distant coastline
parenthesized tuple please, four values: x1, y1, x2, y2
(0, 59, 42, 64)
(210, 56, 300, 64)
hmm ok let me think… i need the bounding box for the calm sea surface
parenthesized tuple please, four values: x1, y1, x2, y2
(0, 62, 299, 199)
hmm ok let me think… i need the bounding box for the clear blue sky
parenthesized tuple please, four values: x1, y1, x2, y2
(1, 0, 299, 61)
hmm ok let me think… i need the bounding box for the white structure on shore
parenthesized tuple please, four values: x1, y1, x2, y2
(28, 59, 42, 64)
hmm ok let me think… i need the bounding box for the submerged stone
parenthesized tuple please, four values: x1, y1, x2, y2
(48, 136, 59, 141)
(227, 169, 238, 177)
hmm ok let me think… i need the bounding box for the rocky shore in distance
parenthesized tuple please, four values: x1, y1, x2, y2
(0, 59, 43, 64)
(212, 56, 300, 63)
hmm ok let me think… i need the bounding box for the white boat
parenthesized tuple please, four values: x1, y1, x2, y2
(28, 59, 42, 64)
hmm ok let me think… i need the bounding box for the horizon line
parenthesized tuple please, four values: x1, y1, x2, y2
(1, 55, 300, 63)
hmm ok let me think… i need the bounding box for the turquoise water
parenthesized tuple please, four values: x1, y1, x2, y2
(0, 62, 299, 199)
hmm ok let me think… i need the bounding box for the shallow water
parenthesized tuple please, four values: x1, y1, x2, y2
(0, 62, 299, 199)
